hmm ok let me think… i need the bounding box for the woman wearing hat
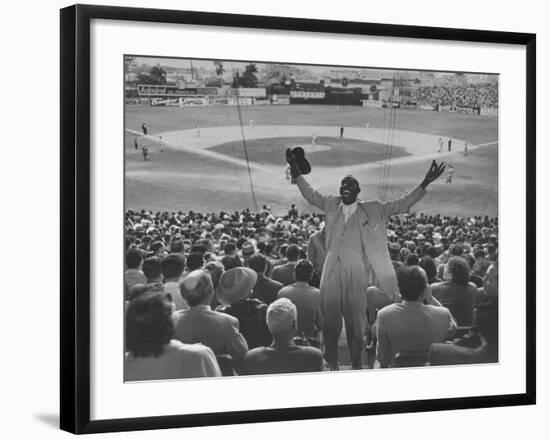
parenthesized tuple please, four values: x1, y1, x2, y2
(216, 267, 272, 349)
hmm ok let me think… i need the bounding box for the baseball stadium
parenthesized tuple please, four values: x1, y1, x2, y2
(124, 58, 499, 375)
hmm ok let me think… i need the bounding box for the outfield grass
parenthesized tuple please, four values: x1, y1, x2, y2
(126, 105, 498, 144)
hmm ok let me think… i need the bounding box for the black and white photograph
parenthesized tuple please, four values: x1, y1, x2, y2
(123, 56, 499, 380)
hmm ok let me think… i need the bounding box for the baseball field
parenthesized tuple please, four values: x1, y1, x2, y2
(124, 104, 498, 217)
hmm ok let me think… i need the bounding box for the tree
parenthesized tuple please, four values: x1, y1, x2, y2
(214, 60, 225, 77)
(240, 63, 258, 88)
(232, 72, 241, 88)
(149, 64, 167, 84)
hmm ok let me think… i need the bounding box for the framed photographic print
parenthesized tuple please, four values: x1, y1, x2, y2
(60, 4, 536, 434)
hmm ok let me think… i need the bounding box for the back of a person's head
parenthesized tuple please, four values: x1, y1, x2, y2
(170, 238, 184, 253)
(186, 251, 204, 271)
(126, 290, 175, 357)
(179, 270, 214, 307)
(406, 254, 419, 266)
(142, 257, 162, 281)
(419, 256, 437, 281)
(462, 253, 475, 269)
(474, 249, 486, 259)
(220, 254, 242, 271)
(161, 254, 185, 280)
(450, 244, 464, 257)
(126, 248, 143, 269)
(127, 282, 164, 301)
(475, 296, 498, 346)
(397, 265, 427, 301)
(248, 253, 267, 274)
(150, 240, 165, 254)
(266, 298, 297, 337)
(447, 256, 470, 286)
(224, 242, 237, 255)
(295, 259, 314, 282)
(286, 244, 300, 262)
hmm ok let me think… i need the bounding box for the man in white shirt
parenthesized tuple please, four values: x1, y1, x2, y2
(376, 265, 457, 368)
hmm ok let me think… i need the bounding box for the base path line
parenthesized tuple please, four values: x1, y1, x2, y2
(126, 129, 277, 174)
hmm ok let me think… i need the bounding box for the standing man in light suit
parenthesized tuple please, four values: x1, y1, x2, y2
(286, 149, 445, 369)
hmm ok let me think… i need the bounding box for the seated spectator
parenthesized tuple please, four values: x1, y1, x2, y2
(125, 248, 146, 292)
(419, 256, 441, 285)
(429, 296, 498, 365)
(240, 241, 256, 267)
(204, 260, 225, 309)
(250, 254, 283, 305)
(243, 298, 324, 375)
(473, 248, 491, 278)
(277, 259, 322, 341)
(389, 242, 403, 270)
(124, 289, 221, 381)
(161, 254, 188, 311)
(272, 244, 300, 286)
(150, 240, 166, 258)
(216, 267, 272, 349)
(376, 266, 457, 368)
(186, 251, 204, 272)
(431, 256, 481, 326)
(220, 242, 242, 269)
(307, 228, 326, 288)
(483, 260, 498, 296)
(174, 270, 248, 367)
(463, 253, 483, 287)
(142, 257, 163, 284)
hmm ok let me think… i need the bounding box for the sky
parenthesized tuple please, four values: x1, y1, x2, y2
(129, 56, 498, 79)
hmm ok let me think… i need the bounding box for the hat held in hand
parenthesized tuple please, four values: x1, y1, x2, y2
(286, 147, 311, 176)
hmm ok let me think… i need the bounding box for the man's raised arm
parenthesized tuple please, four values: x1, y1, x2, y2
(381, 160, 445, 220)
(286, 148, 327, 211)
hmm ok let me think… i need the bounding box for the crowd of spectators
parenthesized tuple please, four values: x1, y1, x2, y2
(124, 205, 499, 380)
(414, 83, 498, 108)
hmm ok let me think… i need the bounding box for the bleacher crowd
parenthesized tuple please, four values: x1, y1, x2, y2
(124, 205, 498, 380)
(414, 83, 498, 108)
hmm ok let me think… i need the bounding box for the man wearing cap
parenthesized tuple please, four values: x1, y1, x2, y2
(286, 150, 445, 369)
(216, 267, 272, 349)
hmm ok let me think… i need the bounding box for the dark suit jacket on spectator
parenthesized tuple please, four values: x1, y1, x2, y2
(251, 274, 283, 305)
(431, 281, 482, 326)
(217, 299, 272, 349)
(272, 262, 297, 286)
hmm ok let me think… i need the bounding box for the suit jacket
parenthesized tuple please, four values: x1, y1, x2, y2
(173, 305, 248, 362)
(252, 274, 283, 305)
(272, 262, 297, 286)
(296, 175, 426, 298)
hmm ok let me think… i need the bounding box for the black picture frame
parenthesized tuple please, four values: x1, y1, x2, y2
(60, 4, 536, 434)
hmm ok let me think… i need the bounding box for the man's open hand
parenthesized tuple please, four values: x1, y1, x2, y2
(421, 160, 446, 189)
